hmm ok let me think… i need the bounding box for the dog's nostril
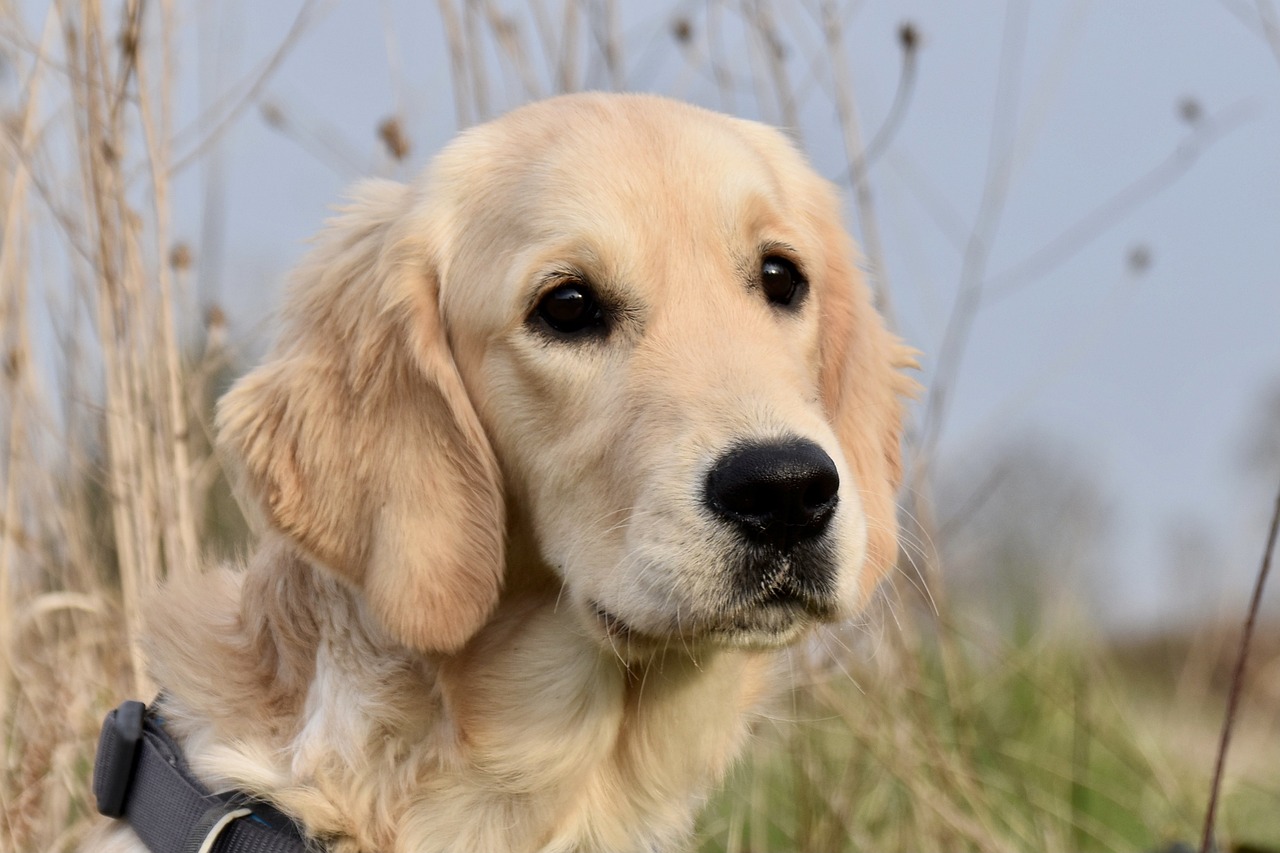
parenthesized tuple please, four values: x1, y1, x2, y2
(706, 439, 839, 549)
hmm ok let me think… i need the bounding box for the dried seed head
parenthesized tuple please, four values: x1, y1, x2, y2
(169, 242, 193, 271)
(205, 304, 228, 351)
(899, 21, 920, 53)
(205, 304, 227, 331)
(1127, 244, 1152, 274)
(1178, 97, 1203, 126)
(490, 14, 516, 39)
(4, 347, 22, 380)
(378, 117, 410, 161)
(260, 102, 285, 129)
(118, 29, 138, 60)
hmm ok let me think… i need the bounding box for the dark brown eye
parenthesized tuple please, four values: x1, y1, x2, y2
(761, 256, 805, 305)
(535, 282, 606, 336)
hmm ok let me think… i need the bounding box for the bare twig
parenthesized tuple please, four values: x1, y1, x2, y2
(555, 0, 579, 94)
(862, 22, 920, 168)
(1256, 0, 1280, 72)
(165, 0, 319, 178)
(706, 0, 738, 112)
(259, 98, 367, 177)
(745, 0, 801, 139)
(592, 0, 625, 90)
(436, 0, 474, 129)
(1216, 0, 1280, 73)
(984, 100, 1256, 305)
(914, 0, 1029, 467)
(818, 0, 894, 320)
(480, 1, 543, 101)
(378, 0, 406, 116)
(1199, 478, 1280, 853)
(464, 0, 491, 122)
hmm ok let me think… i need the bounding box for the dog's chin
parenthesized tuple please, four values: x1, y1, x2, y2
(586, 599, 820, 659)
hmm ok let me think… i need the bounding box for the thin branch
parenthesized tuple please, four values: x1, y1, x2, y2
(1257, 0, 1280, 72)
(819, 0, 894, 320)
(863, 23, 919, 169)
(593, 0, 625, 90)
(436, 0, 473, 129)
(1216, 0, 1260, 31)
(745, 0, 801, 139)
(258, 98, 367, 178)
(1004, 0, 1091, 184)
(463, 0, 491, 122)
(1200, 478, 1280, 853)
(936, 461, 1013, 541)
(706, 0, 739, 113)
(983, 100, 1256, 305)
(882, 153, 970, 251)
(1216, 0, 1280, 72)
(378, 0, 406, 116)
(555, 0, 579, 94)
(480, 0, 543, 102)
(915, 0, 1029, 466)
(527, 0, 558, 77)
(164, 0, 320, 179)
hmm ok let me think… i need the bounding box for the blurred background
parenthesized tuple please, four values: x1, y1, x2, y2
(1, 1, 1277, 850)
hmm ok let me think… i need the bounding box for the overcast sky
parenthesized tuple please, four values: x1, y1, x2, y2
(20, 0, 1280, 631)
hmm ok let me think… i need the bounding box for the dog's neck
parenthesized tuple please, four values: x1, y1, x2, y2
(146, 539, 768, 851)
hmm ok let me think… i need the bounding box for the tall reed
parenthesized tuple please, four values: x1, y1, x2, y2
(0, 2, 224, 846)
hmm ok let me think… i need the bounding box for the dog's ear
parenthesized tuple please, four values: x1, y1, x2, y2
(217, 180, 504, 653)
(813, 187, 920, 600)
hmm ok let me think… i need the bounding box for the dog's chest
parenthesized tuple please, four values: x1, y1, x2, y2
(198, 600, 766, 852)
(375, 611, 763, 851)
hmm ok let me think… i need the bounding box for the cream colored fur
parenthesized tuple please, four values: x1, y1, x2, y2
(88, 93, 916, 853)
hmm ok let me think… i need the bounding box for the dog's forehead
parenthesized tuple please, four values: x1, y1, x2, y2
(431, 97, 818, 323)
(460, 95, 783, 187)
(469, 112, 782, 225)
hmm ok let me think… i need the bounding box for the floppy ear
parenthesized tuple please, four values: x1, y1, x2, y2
(216, 179, 504, 653)
(812, 187, 920, 600)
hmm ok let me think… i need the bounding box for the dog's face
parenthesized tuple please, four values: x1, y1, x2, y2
(218, 94, 915, 656)
(433, 98, 871, 652)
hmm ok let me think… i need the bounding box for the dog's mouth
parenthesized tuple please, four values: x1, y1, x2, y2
(583, 539, 844, 655)
(590, 592, 830, 652)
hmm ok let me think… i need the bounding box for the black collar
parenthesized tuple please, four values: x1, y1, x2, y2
(94, 700, 315, 853)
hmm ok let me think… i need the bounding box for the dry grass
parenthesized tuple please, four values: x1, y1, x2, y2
(0, 2, 1276, 851)
(0, 2, 234, 847)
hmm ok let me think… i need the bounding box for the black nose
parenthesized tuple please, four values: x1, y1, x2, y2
(705, 439, 839, 550)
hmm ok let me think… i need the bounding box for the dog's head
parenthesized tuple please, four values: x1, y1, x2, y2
(218, 94, 916, 657)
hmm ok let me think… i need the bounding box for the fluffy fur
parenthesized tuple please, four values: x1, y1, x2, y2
(89, 93, 916, 853)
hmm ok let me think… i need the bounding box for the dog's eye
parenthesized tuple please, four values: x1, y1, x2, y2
(535, 282, 606, 336)
(761, 256, 805, 306)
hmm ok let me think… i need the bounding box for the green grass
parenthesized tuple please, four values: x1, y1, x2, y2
(697, 611, 1280, 852)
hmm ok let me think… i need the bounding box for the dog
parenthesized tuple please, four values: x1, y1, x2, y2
(90, 93, 916, 853)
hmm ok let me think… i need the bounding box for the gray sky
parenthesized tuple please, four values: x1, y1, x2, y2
(34, 0, 1280, 631)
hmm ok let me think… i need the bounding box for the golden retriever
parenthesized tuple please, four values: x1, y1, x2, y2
(92, 93, 916, 853)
